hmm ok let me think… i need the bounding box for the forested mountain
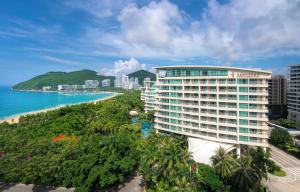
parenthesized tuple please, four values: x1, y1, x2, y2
(13, 70, 115, 90)
(128, 69, 156, 85)
(13, 69, 156, 90)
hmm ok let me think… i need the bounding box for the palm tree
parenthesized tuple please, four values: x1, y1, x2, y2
(230, 155, 260, 192)
(211, 147, 236, 181)
(172, 176, 194, 192)
(160, 144, 182, 177)
(247, 147, 270, 182)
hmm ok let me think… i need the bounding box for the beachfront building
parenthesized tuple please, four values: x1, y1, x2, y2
(102, 79, 111, 87)
(288, 64, 300, 124)
(128, 77, 140, 90)
(114, 75, 140, 90)
(85, 80, 99, 89)
(57, 84, 86, 91)
(154, 66, 271, 155)
(115, 75, 128, 89)
(42, 86, 52, 91)
(141, 78, 157, 112)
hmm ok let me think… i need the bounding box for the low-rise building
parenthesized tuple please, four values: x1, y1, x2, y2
(57, 84, 86, 91)
(42, 86, 52, 91)
(85, 80, 99, 89)
(102, 79, 111, 87)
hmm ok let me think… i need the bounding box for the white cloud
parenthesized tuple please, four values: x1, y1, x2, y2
(70, 0, 300, 63)
(42, 55, 80, 65)
(100, 58, 145, 76)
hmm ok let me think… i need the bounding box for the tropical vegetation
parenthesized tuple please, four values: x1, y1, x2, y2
(210, 147, 271, 192)
(139, 134, 223, 191)
(276, 118, 299, 129)
(13, 70, 115, 90)
(0, 91, 143, 191)
(269, 128, 300, 158)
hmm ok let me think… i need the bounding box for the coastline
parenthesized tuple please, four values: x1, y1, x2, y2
(0, 93, 120, 124)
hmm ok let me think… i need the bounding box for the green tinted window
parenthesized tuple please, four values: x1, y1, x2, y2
(239, 95, 248, 100)
(239, 87, 248, 92)
(239, 119, 249, 125)
(239, 103, 248, 109)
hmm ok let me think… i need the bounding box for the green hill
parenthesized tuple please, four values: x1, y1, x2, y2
(128, 70, 156, 85)
(13, 70, 115, 90)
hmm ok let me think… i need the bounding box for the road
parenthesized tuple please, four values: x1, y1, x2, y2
(267, 145, 300, 192)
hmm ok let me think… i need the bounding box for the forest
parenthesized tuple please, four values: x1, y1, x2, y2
(0, 91, 272, 191)
(0, 91, 143, 191)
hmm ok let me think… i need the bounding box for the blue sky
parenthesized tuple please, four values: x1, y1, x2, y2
(1, 0, 300, 85)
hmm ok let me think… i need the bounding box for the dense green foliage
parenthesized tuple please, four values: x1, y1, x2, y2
(128, 69, 156, 85)
(269, 128, 300, 158)
(0, 91, 143, 191)
(211, 147, 271, 192)
(13, 70, 115, 90)
(269, 128, 293, 146)
(139, 134, 224, 191)
(276, 118, 299, 129)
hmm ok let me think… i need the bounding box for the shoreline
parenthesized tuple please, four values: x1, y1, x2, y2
(0, 93, 120, 124)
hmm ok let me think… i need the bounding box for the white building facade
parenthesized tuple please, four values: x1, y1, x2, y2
(114, 75, 140, 90)
(154, 66, 271, 149)
(141, 78, 157, 112)
(288, 64, 300, 124)
(102, 79, 111, 87)
(85, 80, 99, 89)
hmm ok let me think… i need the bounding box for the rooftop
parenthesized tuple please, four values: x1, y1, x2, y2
(153, 65, 271, 74)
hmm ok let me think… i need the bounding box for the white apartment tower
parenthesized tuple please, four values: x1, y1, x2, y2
(288, 64, 300, 124)
(141, 78, 157, 112)
(154, 66, 271, 148)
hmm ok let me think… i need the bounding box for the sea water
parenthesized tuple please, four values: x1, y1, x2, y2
(0, 86, 114, 119)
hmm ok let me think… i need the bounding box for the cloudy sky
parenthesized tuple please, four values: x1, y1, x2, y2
(1, 0, 300, 85)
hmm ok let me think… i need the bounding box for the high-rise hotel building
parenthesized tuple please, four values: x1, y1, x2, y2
(288, 64, 300, 124)
(154, 66, 271, 148)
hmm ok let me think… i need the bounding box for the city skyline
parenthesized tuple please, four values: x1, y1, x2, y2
(1, 0, 300, 85)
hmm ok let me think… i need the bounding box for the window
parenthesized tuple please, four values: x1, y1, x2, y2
(239, 111, 248, 117)
(239, 135, 249, 142)
(238, 79, 248, 84)
(239, 87, 249, 92)
(239, 95, 248, 100)
(239, 119, 249, 125)
(239, 103, 248, 109)
(239, 127, 248, 133)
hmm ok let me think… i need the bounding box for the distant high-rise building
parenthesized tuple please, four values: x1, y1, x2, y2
(115, 75, 123, 88)
(85, 80, 99, 89)
(102, 79, 110, 87)
(114, 75, 140, 90)
(288, 64, 300, 124)
(268, 75, 287, 105)
(268, 75, 287, 119)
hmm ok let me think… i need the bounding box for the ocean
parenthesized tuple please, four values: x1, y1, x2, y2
(0, 86, 114, 119)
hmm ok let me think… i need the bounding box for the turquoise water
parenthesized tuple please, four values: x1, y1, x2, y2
(132, 118, 153, 137)
(0, 86, 114, 119)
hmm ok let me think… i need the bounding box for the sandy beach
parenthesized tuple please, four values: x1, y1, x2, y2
(0, 93, 119, 124)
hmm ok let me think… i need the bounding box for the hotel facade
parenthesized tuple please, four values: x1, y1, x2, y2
(153, 66, 271, 149)
(288, 64, 300, 124)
